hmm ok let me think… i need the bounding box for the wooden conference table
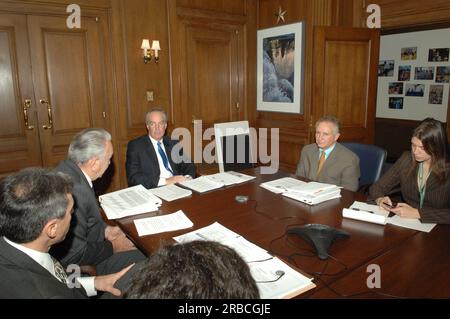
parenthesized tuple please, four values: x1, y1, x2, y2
(115, 168, 450, 299)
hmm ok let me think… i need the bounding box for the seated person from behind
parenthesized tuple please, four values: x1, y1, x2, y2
(126, 107, 196, 189)
(0, 168, 133, 298)
(369, 118, 450, 224)
(52, 128, 146, 275)
(296, 116, 360, 192)
(123, 240, 260, 299)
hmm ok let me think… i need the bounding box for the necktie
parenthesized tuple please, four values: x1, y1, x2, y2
(51, 256, 68, 284)
(316, 151, 326, 177)
(157, 141, 174, 175)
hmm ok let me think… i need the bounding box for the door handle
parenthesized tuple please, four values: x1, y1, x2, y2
(40, 98, 53, 130)
(23, 99, 34, 130)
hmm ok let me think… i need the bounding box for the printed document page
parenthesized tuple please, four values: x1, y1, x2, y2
(387, 215, 436, 233)
(287, 181, 340, 196)
(133, 210, 193, 236)
(174, 222, 316, 298)
(149, 184, 192, 202)
(173, 222, 271, 262)
(206, 171, 254, 186)
(178, 176, 224, 193)
(99, 184, 162, 219)
(260, 177, 307, 194)
(250, 257, 315, 299)
(226, 171, 256, 182)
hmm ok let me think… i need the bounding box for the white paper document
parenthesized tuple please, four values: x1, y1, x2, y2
(226, 171, 256, 182)
(249, 257, 315, 299)
(149, 184, 192, 202)
(287, 181, 340, 196)
(387, 215, 436, 233)
(283, 189, 341, 205)
(173, 222, 316, 298)
(178, 176, 224, 193)
(133, 210, 193, 236)
(99, 184, 162, 220)
(260, 177, 307, 194)
(343, 201, 437, 232)
(173, 222, 270, 262)
(206, 171, 255, 186)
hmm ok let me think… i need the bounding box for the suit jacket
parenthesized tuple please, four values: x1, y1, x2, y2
(296, 142, 360, 192)
(369, 152, 450, 224)
(0, 238, 87, 299)
(51, 160, 113, 267)
(126, 135, 196, 189)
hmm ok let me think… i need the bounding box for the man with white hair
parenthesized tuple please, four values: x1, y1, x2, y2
(296, 116, 360, 192)
(51, 128, 145, 275)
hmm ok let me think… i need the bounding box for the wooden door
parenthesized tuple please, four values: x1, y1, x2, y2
(0, 13, 42, 178)
(27, 14, 110, 167)
(311, 26, 380, 143)
(186, 25, 242, 129)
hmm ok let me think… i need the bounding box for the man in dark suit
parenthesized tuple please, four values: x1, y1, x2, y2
(126, 108, 196, 189)
(296, 116, 360, 192)
(51, 128, 145, 275)
(0, 168, 133, 298)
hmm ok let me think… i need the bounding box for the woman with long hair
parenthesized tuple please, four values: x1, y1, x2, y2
(369, 118, 450, 224)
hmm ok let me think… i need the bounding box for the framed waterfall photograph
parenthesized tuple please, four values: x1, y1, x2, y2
(257, 21, 305, 114)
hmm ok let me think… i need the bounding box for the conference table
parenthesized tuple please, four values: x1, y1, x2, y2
(115, 168, 450, 299)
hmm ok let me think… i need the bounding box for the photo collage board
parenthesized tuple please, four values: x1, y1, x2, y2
(376, 28, 450, 122)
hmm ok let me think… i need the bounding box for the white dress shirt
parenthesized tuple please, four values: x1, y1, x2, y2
(148, 136, 174, 186)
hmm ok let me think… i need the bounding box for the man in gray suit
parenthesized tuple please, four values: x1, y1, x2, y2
(51, 128, 145, 275)
(296, 116, 360, 192)
(0, 168, 133, 298)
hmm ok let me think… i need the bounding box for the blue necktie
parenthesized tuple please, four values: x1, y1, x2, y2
(157, 141, 174, 175)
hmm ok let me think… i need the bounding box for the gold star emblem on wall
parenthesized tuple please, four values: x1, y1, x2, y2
(275, 7, 287, 24)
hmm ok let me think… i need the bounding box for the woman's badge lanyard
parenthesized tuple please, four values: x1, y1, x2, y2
(418, 162, 430, 208)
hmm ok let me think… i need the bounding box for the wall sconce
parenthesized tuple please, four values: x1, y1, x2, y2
(141, 39, 161, 63)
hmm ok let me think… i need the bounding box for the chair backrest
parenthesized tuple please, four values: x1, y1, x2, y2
(340, 142, 387, 188)
(214, 121, 255, 173)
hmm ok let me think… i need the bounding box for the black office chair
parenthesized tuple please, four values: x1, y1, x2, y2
(341, 142, 387, 193)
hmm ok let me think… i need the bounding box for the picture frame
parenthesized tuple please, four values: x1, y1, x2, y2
(257, 22, 305, 114)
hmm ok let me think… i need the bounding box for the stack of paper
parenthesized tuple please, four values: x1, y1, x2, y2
(342, 201, 389, 225)
(342, 201, 437, 233)
(149, 184, 192, 202)
(260, 177, 307, 194)
(99, 184, 162, 219)
(173, 222, 316, 299)
(133, 210, 193, 236)
(282, 182, 341, 205)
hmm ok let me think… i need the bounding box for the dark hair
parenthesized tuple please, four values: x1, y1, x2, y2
(412, 118, 449, 181)
(0, 168, 73, 243)
(123, 240, 260, 299)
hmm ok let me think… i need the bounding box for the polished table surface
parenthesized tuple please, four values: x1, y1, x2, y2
(115, 168, 450, 299)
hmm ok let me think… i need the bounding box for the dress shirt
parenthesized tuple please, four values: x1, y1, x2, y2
(3, 237, 96, 297)
(149, 136, 174, 186)
(319, 143, 336, 160)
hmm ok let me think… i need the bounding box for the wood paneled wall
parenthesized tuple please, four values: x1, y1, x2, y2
(256, 0, 366, 172)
